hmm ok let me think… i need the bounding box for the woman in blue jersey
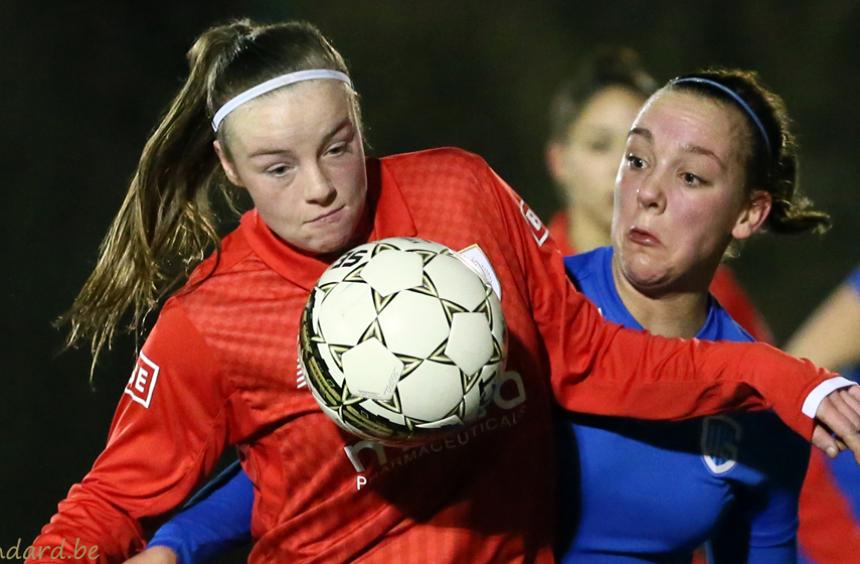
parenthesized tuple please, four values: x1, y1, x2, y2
(556, 69, 829, 562)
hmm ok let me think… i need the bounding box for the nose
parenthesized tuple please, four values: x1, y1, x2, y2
(635, 172, 666, 213)
(303, 162, 337, 205)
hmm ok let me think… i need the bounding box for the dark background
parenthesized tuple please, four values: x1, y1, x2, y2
(4, 0, 860, 555)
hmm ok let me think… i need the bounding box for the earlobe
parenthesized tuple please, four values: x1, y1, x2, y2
(213, 140, 243, 187)
(731, 190, 772, 240)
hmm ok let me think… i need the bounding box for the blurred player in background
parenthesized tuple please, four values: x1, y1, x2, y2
(787, 265, 860, 561)
(557, 68, 823, 562)
(29, 20, 860, 563)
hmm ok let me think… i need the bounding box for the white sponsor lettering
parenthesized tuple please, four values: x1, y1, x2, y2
(344, 440, 389, 473)
(356, 475, 367, 491)
(342, 369, 528, 477)
(124, 352, 160, 409)
(517, 199, 550, 247)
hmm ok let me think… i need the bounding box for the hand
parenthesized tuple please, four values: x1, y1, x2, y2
(124, 546, 177, 564)
(813, 386, 860, 463)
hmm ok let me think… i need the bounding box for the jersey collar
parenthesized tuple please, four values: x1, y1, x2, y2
(239, 157, 417, 290)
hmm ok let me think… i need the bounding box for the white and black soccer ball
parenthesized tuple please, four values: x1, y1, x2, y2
(299, 237, 506, 444)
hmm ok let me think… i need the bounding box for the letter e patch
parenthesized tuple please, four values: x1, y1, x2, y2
(124, 352, 160, 408)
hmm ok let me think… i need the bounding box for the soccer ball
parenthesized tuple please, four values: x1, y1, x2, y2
(299, 237, 506, 444)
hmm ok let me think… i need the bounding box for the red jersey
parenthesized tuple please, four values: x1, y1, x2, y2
(32, 149, 835, 563)
(547, 211, 773, 342)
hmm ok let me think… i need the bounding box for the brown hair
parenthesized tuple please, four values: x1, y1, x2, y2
(60, 20, 356, 372)
(667, 69, 830, 235)
(548, 46, 657, 142)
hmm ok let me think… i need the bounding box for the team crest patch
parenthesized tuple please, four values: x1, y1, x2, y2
(124, 352, 160, 409)
(700, 416, 741, 474)
(456, 244, 502, 299)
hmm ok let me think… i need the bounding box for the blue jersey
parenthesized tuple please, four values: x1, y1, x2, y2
(557, 247, 809, 563)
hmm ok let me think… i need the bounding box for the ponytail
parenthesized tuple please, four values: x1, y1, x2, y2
(60, 21, 252, 373)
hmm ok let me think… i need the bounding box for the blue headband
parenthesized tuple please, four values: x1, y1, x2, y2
(671, 76, 773, 158)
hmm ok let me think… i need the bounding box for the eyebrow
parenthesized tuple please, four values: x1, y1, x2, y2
(628, 127, 725, 170)
(248, 116, 354, 159)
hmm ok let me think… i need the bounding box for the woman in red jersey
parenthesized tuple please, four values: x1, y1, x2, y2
(28, 19, 860, 563)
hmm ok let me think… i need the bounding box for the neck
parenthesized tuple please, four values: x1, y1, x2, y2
(610, 255, 710, 339)
(569, 205, 610, 252)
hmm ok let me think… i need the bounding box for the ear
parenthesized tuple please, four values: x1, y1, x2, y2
(731, 189, 772, 240)
(545, 141, 567, 185)
(213, 140, 244, 187)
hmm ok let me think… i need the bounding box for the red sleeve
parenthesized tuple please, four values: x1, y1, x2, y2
(28, 300, 229, 563)
(710, 265, 774, 343)
(476, 159, 831, 440)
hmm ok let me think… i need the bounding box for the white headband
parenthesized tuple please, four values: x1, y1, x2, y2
(211, 69, 353, 132)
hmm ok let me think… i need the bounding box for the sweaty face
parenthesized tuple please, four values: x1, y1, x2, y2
(216, 80, 367, 255)
(611, 89, 756, 293)
(552, 86, 645, 231)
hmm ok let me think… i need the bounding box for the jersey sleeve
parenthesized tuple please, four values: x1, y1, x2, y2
(28, 300, 230, 563)
(474, 156, 839, 440)
(148, 460, 253, 563)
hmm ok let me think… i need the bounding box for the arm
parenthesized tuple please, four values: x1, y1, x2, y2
(28, 301, 230, 563)
(474, 156, 857, 447)
(142, 461, 253, 564)
(785, 266, 860, 371)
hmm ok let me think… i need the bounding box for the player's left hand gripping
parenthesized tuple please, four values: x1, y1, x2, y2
(813, 386, 860, 463)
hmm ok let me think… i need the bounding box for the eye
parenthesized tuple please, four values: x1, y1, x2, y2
(325, 142, 348, 157)
(625, 153, 646, 169)
(266, 163, 294, 177)
(681, 172, 705, 187)
(586, 139, 612, 153)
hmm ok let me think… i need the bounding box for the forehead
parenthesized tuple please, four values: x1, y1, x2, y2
(634, 89, 749, 150)
(223, 80, 354, 151)
(581, 86, 647, 122)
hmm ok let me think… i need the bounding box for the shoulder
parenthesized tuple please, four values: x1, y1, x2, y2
(184, 223, 257, 287)
(563, 247, 608, 286)
(379, 147, 496, 196)
(381, 146, 490, 174)
(705, 300, 756, 343)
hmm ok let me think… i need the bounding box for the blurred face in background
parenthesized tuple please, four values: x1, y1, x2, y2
(612, 89, 771, 295)
(215, 80, 368, 255)
(548, 86, 646, 235)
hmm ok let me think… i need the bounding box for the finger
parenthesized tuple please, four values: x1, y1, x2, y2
(830, 392, 860, 430)
(839, 388, 860, 415)
(818, 407, 860, 464)
(846, 385, 860, 402)
(812, 425, 840, 458)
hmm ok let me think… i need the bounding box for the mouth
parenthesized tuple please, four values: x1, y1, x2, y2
(307, 206, 345, 225)
(627, 226, 661, 247)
